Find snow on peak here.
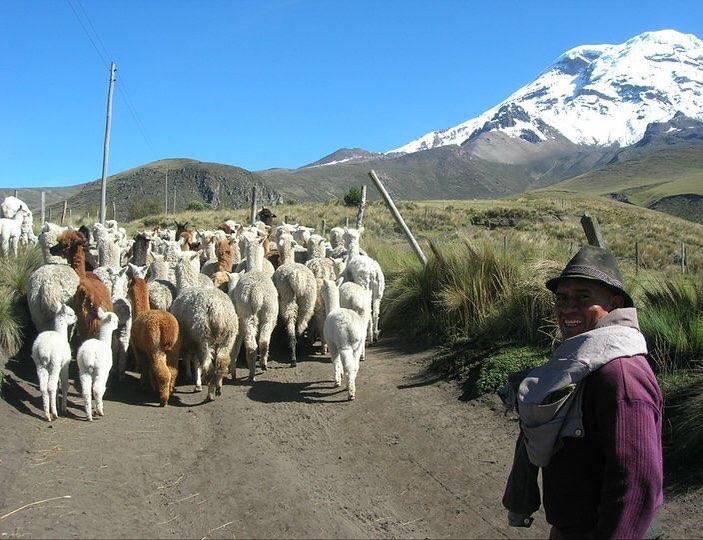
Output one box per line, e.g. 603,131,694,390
389,29,703,154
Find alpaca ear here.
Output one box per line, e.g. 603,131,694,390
97,307,105,318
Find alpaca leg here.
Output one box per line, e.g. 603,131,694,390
94,373,108,417
195,343,211,393
80,372,93,421
328,343,342,387
286,317,298,367
244,323,258,381
347,346,363,401
347,364,358,401
36,367,51,421
372,298,381,343
259,319,276,373
117,347,127,382
133,348,150,391
59,361,71,417
47,367,60,420
183,351,193,380
230,332,244,380
166,349,179,397
194,359,202,392
213,350,230,397
152,354,172,407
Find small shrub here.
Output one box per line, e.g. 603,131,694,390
187,200,211,211
474,346,549,397
343,186,362,207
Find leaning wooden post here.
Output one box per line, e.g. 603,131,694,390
60,201,68,225
368,170,427,266
355,185,367,229
112,200,116,221
681,243,687,274
40,192,45,225
320,219,327,236
250,185,257,226
580,213,606,248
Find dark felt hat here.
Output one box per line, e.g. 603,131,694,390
545,245,634,307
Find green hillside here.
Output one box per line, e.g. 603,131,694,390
539,144,703,207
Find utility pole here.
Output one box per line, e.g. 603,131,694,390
99,62,116,225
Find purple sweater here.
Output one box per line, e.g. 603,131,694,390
542,354,663,538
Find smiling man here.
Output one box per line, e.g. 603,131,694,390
502,245,664,539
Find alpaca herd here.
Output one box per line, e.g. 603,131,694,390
13,194,386,422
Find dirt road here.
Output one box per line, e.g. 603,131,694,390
0,339,700,539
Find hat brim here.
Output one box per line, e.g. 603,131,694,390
545,274,634,308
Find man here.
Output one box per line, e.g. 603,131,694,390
502,245,664,539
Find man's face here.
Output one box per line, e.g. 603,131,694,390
554,278,624,339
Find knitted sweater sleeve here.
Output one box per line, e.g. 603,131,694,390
592,357,664,539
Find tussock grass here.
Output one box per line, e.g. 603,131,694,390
638,275,703,373
0,245,42,358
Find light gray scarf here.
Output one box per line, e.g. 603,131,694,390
517,308,647,467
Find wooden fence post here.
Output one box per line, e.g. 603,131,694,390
250,185,257,226
355,185,367,229
580,214,606,248
368,170,427,266
320,219,326,236
40,192,45,225
681,243,687,274
60,201,68,225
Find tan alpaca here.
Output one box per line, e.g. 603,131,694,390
128,264,180,406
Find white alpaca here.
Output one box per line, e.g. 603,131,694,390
0,209,28,257
229,236,279,381
31,303,77,421
76,307,119,421
342,227,385,343
93,222,122,269
320,280,369,401
272,232,317,367
339,280,371,361
0,196,30,219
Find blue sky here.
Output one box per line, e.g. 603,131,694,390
2,0,702,188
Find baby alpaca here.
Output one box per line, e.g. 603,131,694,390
31,303,77,421
320,280,369,401
76,308,119,421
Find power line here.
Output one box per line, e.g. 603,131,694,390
66,0,110,68
65,0,159,158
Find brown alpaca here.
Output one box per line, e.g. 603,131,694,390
53,231,113,346
128,266,180,406
208,237,237,290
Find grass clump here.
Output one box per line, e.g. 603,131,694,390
0,245,42,357
638,275,703,373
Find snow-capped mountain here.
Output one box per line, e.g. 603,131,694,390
389,29,703,156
